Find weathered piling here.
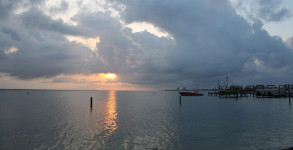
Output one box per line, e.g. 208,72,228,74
289,90,291,104
179,96,182,106
90,97,93,109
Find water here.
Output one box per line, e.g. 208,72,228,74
1,90,293,150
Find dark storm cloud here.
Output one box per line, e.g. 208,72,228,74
0,28,96,79
74,12,130,70
0,0,21,19
0,0,44,19
21,8,95,37
72,11,177,84
109,0,293,87
1,27,21,41
0,1,12,18
1,0,293,88
0,9,103,79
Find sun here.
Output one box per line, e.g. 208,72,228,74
97,73,117,81
106,73,116,79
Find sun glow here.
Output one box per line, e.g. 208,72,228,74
107,73,116,79
0,73,151,91
100,73,117,80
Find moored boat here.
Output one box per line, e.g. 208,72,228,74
179,91,204,96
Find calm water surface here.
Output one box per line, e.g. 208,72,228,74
1,90,293,149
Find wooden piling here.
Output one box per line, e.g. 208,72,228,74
289,90,291,104
179,96,182,105
90,97,93,109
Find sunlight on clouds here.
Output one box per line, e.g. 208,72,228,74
73,0,107,13
100,73,117,80
286,37,293,48
14,1,31,15
52,73,118,83
4,46,18,55
254,58,262,65
253,57,268,72
46,73,149,90
42,0,107,25
66,35,100,52
126,22,173,38
0,73,150,91
228,0,255,24
47,73,148,90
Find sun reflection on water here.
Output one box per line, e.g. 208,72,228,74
104,91,118,137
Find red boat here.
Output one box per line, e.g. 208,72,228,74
179,91,204,96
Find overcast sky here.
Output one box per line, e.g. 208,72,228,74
1,0,293,90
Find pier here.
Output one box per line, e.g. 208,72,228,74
208,84,293,98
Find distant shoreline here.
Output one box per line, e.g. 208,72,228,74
0,89,158,92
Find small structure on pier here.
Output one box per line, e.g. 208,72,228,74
255,84,293,98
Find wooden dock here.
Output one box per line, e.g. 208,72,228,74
208,84,293,98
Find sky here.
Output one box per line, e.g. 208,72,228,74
1,0,293,90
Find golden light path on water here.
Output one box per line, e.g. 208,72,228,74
104,91,118,138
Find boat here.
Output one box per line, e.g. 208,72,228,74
218,86,240,94
179,91,204,96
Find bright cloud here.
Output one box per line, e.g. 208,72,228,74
66,35,100,52
126,22,172,38
4,46,18,55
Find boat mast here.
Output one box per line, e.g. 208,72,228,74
226,74,229,89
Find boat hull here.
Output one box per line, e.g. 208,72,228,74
179,92,204,96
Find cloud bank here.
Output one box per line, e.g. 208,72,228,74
230,0,291,22
0,0,293,89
